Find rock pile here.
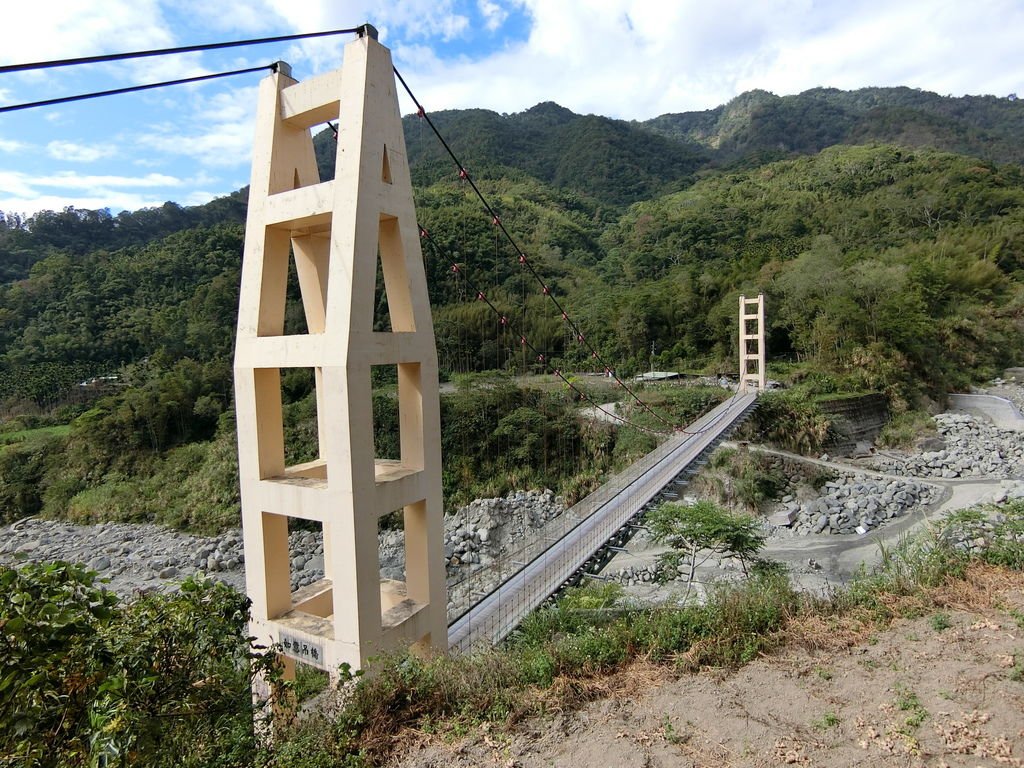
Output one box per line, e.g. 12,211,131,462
443,489,563,569
871,413,1024,479
773,474,938,535
0,519,248,595
442,489,567,616
0,489,567,614
611,555,748,587
612,563,661,586
940,492,1024,556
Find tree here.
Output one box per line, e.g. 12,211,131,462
647,500,767,602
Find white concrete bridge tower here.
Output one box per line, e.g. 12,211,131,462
234,25,447,687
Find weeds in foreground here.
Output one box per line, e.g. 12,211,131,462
876,410,936,449
1010,653,1024,683
270,501,1024,767
812,711,841,730
894,683,929,731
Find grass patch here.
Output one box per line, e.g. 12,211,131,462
1010,656,1024,683
0,423,70,448
293,662,330,703
812,711,841,730
894,683,928,731
876,410,936,450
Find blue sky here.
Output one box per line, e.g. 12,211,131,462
0,0,1021,218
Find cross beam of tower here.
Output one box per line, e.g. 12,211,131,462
234,26,447,683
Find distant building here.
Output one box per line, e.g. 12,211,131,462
634,371,680,382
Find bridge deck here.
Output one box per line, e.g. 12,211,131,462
447,391,758,652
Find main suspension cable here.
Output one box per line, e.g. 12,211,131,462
0,64,276,114
0,26,366,75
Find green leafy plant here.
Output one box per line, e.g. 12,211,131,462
812,711,841,729
876,410,937,449
894,684,928,731
647,500,768,601
0,563,277,767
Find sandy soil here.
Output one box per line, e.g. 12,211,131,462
388,566,1024,768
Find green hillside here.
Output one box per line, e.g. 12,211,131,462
315,101,709,208
642,87,1024,166
0,88,1023,531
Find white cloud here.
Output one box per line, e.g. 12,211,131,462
33,171,183,190
0,1,173,66
2,0,1022,219
0,138,27,153
0,167,182,202
0,171,37,198
125,51,211,88
134,84,259,168
0,193,168,218
0,167,212,217
732,0,1024,99
182,189,219,206
478,0,509,31
46,140,117,163
393,0,1024,120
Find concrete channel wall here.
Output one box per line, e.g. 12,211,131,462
948,394,1024,432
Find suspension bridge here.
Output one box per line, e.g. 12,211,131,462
0,20,773,692
226,26,769,681
448,389,758,651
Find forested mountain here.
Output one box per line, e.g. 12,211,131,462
1,86,1023,530
322,87,1024,208
642,87,1024,166
0,192,247,284
316,101,709,208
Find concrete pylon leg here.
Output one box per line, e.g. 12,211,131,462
234,29,447,709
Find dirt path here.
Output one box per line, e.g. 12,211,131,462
389,567,1024,768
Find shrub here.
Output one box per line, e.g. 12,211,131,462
0,563,274,767
698,448,787,510
876,410,937,449
740,390,830,454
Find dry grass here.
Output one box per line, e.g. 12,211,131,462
783,611,878,652
928,562,1024,610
